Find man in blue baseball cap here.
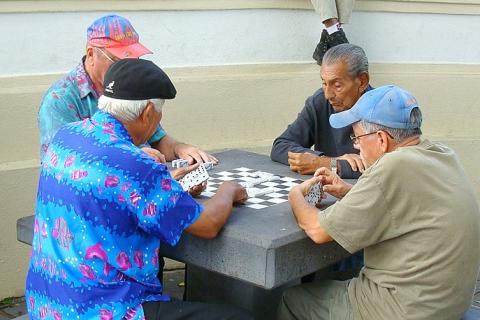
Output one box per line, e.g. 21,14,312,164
279,85,480,319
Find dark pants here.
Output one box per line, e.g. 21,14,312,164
143,299,253,320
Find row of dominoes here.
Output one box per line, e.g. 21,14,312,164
240,172,280,188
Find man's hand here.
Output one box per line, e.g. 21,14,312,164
170,163,209,196
337,153,367,173
175,143,218,165
217,181,248,204
287,152,325,175
141,147,166,163
314,167,352,199
297,176,321,196
170,163,199,181
189,181,207,197
290,176,326,206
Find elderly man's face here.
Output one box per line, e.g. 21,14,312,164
85,46,120,92
352,123,383,167
321,61,367,113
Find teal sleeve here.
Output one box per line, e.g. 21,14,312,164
148,126,167,145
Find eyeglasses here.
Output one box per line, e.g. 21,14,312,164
96,47,119,63
350,130,394,145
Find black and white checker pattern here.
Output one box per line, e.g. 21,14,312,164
203,167,303,210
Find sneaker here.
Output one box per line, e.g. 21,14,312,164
327,29,349,48
312,29,329,65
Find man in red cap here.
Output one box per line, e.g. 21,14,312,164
38,14,217,166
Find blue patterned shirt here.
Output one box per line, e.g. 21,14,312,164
38,59,166,160
26,111,201,320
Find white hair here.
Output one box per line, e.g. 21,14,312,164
98,96,165,122
359,108,423,143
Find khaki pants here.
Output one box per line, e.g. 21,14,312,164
277,280,353,320
310,0,355,23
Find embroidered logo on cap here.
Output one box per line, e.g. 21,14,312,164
105,81,115,93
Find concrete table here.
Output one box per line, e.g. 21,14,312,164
17,149,351,319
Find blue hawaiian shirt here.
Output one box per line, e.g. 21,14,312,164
38,59,166,161
26,111,201,320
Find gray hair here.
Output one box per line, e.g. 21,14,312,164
323,43,369,78
359,108,423,143
98,96,165,122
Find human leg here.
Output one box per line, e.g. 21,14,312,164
335,0,355,24
310,0,338,22
277,280,353,320
310,0,354,64
143,299,253,320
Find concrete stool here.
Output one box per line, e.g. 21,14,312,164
463,307,480,320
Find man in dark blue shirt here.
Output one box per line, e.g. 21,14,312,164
271,44,371,178
271,43,372,277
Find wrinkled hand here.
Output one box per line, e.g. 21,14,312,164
218,181,248,204
337,153,367,173
314,167,352,199
298,176,321,196
170,163,200,181
175,143,218,165
142,147,166,163
287,152,322,175
189,181,207,197
290,176,326,207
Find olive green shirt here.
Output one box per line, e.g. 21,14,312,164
319,139,480,319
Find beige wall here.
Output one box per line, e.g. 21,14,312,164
2,0,480,15
1,62,479,297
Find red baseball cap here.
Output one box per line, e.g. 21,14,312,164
87,15,152,59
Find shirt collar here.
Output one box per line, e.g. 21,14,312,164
91,111,134,144
72,56,98,99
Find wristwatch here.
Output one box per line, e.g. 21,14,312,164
330,157,338,173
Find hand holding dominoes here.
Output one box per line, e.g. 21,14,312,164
178,163,210,191
304,183,324,207
173,158,216,171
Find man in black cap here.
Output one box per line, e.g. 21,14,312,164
26,58,252,320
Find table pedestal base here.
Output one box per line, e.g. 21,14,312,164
186,265,299,320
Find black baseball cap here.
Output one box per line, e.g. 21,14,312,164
103,59,176,100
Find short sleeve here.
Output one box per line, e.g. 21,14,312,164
148,125,167,145
135,165,202,246
38,92,83,160
318,167,394,253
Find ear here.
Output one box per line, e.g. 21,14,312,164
357,72,370,93
378,130,392,153
85,46,95,65
139,102,155,125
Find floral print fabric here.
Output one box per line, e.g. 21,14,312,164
26,111,201,319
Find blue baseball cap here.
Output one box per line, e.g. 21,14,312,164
329,85,421,129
